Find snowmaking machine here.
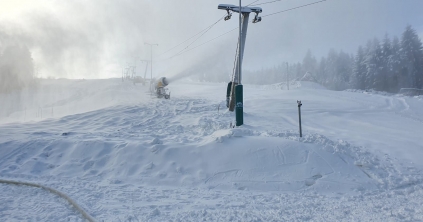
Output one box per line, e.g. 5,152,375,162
153,77,171,99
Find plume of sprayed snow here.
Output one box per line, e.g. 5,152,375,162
0,1,157,78
166,72,194,84
0,1,235,79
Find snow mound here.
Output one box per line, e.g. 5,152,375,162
2,119,419,194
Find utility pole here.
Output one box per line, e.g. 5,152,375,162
218,2,262,126
144,43,158,80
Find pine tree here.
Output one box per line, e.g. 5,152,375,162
372,38,384,91
335,51,353,90
353,46,366,90
302,49,317,80
401,25,423,89
381,34,392,92
317,57,327,86
363,40,375,90
323,49,338,89
363,39,383,90
389,36,402,92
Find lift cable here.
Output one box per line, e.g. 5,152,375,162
162,0,261,59
158,0,261,59
156,27,238,62
159,0,327,61
247,0,262,6
158,15,226,56
250,0,284,6
169,16,225,59
168,16,261,61
163,27,239,61
261,0,327,17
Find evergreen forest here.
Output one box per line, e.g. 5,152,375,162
244,25,423,93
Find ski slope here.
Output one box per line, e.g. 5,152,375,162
0,79,422,221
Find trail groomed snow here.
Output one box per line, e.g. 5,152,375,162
1,79,422,221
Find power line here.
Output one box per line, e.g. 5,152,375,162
262,0,327,17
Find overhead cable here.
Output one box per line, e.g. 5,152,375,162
160,0,328,61
170,16,225,58
164,27,239,60
158,0,261,60
247,0,262,6
262,0,327,17
251,0,284,6
158,15,225,56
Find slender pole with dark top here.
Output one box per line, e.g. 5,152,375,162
297,100,302,137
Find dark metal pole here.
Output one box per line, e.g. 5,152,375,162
297,100,302,137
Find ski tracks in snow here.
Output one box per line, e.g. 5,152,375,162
392,97,423,124
126,98,231,143
344,90,423,124
2,81,423,221
3,174,422,221
2,170,423,222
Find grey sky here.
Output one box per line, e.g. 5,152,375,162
1,0,422,79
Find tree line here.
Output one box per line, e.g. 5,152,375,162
243,25,423,93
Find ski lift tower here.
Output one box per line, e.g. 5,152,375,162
218,2,262,126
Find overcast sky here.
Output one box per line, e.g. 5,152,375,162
1,0,423,79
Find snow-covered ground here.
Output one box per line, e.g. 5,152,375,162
1,79,422,221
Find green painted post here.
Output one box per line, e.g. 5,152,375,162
297,100,302,137
235,84,243,126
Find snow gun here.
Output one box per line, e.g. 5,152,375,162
154,77,170,99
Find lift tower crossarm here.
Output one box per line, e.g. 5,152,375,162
218,4,262,13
